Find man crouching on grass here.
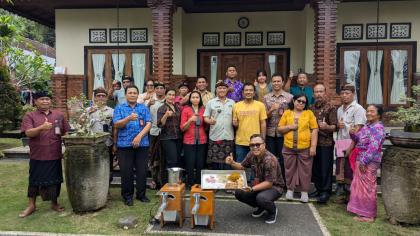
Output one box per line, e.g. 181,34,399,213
225,134,285,224
19,91,70,218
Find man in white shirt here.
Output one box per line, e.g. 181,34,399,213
204,81,235,170
335,84,366,199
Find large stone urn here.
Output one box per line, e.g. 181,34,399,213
382,129,420,225
63,133,110,213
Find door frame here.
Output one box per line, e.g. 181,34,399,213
196,48,291,78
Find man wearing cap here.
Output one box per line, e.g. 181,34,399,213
19,91,70,217
109,76,133,105
204,81,235,170
82,87,115,182
175,81,189,111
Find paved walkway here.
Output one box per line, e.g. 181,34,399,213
146,199,329,236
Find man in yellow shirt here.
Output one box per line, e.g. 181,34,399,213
233,83,267,162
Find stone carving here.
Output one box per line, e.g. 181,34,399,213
267,31,285,45
89,29,107,43
391,23,411,39
110,29,127,43
245,32,263,46
367,23,387,39
382,146,420,224
342,24,363,40
224,32,241,46
130,28,148,43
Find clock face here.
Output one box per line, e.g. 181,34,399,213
238,17,249,29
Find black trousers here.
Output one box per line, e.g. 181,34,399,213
235,188,281,214
312,146,334,194
183,143,207,187
161,139,182,168
266,136,286,182
117,147,148,201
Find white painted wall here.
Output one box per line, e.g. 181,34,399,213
55,1,420,77
305,1,420,73
182,11,307,76
55,8,184,75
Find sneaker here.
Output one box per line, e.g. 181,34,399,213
285,190,294,200
252,207,266,218
300,192,309,203
265,208,278,224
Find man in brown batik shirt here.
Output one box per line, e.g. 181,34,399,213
226,134,285,224
309,84,337,203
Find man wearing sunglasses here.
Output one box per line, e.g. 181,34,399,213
225,134,284,224
83,87,115,183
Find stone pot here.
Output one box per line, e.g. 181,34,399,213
382,143,420,225
63,133,110,213
389,129,420,149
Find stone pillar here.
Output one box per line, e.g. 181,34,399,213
312,0,339,94
147,0,175,84
52,74,67,114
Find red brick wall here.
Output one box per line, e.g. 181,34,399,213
52,74,85,117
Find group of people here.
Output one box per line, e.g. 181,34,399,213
19,65,386,225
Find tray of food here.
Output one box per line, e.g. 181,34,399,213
201,170,247,190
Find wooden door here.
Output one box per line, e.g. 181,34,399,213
243,54,265,83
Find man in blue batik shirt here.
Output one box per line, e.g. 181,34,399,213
113,85,152,206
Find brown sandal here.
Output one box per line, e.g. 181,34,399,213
353,216,374,223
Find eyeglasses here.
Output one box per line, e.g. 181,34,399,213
95,94,107,98
296,99,307,104
250,143,263,148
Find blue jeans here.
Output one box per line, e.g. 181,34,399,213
235,145,250,163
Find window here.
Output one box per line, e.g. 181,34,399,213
85,47,152,99
338,43,415,108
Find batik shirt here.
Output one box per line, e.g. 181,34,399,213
263,91,292,137
310,100,337,147
225,79,244,102
350,122,385,165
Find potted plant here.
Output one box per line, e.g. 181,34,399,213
382,85,420,225
63,93,111,213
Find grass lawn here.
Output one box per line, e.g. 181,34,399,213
0,159,419,235
0,138,22,158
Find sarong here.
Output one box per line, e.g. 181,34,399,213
28,159,63,201
282,147,313,192
347,161,379,218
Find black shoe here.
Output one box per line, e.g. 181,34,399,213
317,192,330,203
124,198,133,206
137,196,150,203
309,191,320,198
252,207,266,218
265,208,278,224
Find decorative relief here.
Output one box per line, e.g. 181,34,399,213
202,32,220,46
267,31,285,45
110,28,127,43
390,23,411,39
342,24,363,40
224,32,241,46
89,29,107,43
245,32,263,46
366,23,387,39
130,28,148,43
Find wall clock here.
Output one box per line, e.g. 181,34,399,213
238,17,249,29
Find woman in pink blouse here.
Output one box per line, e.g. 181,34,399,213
347,104,385,223
180,91,208,188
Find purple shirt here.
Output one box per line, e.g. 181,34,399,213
350,122,385,165
224,79,243,102
21,109,70,161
